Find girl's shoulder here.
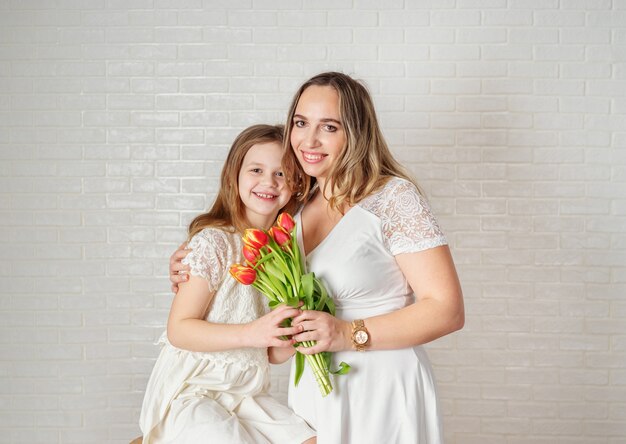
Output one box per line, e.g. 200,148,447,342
188,226,236,249
183,226,238,282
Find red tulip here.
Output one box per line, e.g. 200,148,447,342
242,228,269,250
242,244,260,264
277,212,296,232
269,226,291,247
229,264,256,285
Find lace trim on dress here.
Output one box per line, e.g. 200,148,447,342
182,228,232,293
360,177,448,256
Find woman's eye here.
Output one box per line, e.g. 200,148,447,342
323,124,337,132
293,120,305,128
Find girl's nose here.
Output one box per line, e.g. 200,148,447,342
261,172,277,186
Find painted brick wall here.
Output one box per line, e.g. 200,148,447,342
1,2,625,443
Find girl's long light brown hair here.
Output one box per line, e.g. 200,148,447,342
188,124,296,239
282,72,419,210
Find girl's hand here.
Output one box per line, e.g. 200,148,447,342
291,310,352,354
245,305,304,349
169,242,191,293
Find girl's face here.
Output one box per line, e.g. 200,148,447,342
290,85,347,184
238,141,291,229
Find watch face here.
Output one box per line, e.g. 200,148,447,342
355,330,369,345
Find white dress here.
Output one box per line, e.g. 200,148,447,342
140,227,315,444
288,177,448,444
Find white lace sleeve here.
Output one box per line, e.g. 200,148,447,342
181,228,232,293
363,177,448,256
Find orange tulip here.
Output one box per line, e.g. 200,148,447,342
229,264,256,285
242,228,269,250
269,226,291,247
277,212,295,232
242,244,260,265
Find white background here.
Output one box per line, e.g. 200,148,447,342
1,1,625,443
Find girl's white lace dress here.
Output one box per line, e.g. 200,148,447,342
288,177,447,444
139,227,314,444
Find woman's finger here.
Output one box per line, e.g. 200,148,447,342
292,310,318,325
292,331,318,343
170,273,188,284
295,342,324,355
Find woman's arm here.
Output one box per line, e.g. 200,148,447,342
291,245,464,354
167,274,303,353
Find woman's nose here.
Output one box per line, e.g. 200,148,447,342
302,127,320,148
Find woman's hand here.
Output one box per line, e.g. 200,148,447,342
244,305,304,349
169,242,191,293
291,310,352,354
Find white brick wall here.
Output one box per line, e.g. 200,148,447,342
1,2,624,443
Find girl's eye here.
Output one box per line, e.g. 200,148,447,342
275,171,284,177
251,168,262,173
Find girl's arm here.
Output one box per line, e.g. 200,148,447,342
167,274,303,352
268,345,296,364
291,245,464,354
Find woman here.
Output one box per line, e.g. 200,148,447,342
170,72,464,443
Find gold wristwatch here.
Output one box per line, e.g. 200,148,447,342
351,319,370,352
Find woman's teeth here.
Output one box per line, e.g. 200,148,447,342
303,152,325,162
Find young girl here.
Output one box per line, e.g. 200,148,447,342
139,124,316,444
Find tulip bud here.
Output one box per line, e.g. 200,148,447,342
229,264,256,285
277,212,296,232
269,226,291,247
242,228,269,250
242,244,260,265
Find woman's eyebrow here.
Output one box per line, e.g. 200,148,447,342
293,114,342,125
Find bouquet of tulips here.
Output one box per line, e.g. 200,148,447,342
229,213,349,397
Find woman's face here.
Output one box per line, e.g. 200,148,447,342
290,85,347,183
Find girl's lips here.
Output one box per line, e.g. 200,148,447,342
301,151,327,164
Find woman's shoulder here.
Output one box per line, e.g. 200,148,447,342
360,176,420,209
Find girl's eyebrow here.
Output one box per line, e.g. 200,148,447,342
293,114,342,125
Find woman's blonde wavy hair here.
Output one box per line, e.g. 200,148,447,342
188,124,296,240
282,71,419,210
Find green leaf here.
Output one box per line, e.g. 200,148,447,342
331,361,351,375
294,351,305,387
265,261,286,284
301,272,315,309
268,300,281,309
314,278,335,315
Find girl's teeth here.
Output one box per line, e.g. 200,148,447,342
255,192,275,199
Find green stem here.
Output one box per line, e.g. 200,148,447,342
300,340,332,396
